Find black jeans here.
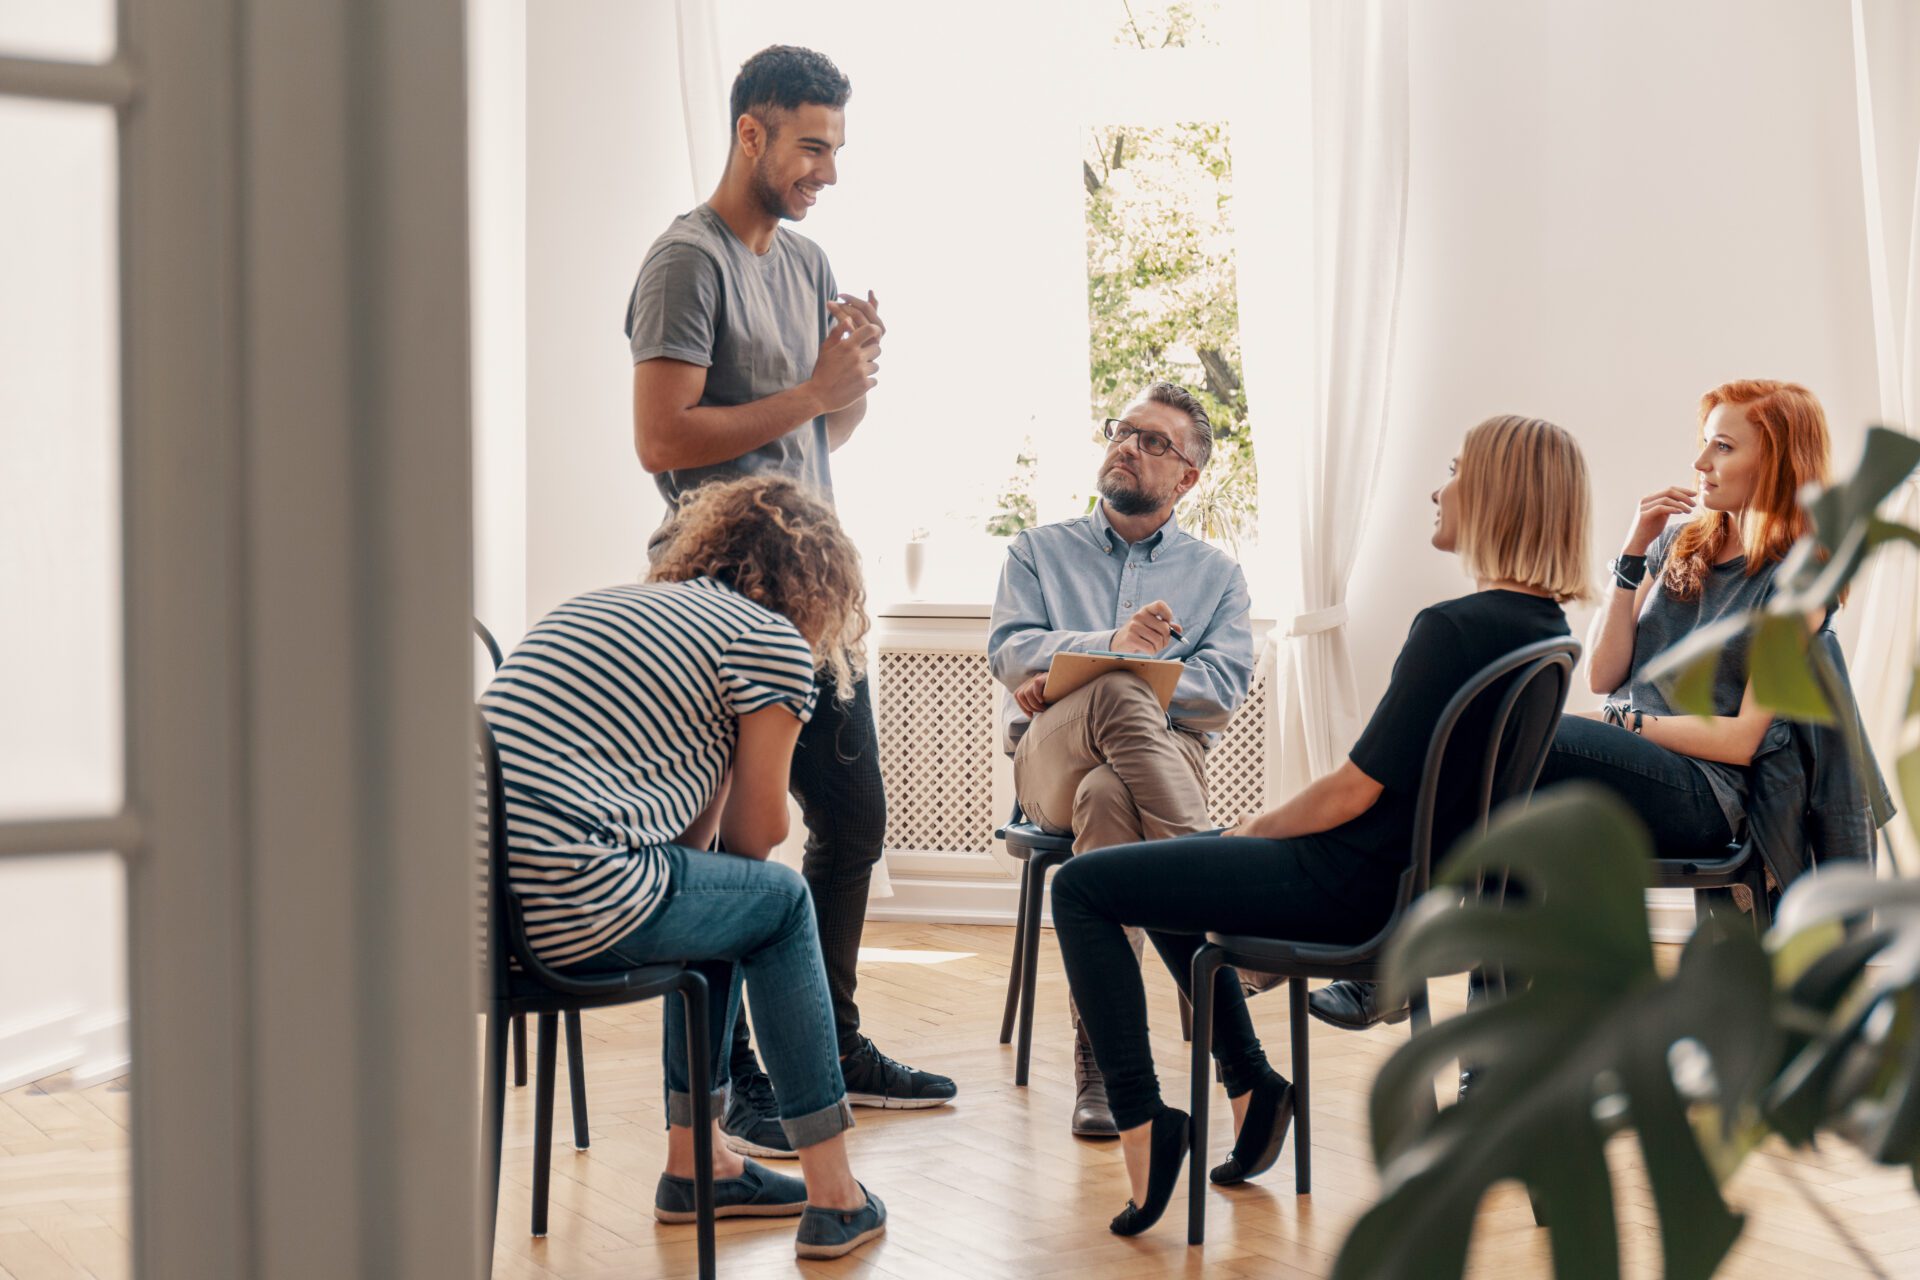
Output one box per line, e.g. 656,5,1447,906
1050,831,1395,1132
1536,715,1735,859
732,673,887,1068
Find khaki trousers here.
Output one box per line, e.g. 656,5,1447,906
1012,671,1211,1028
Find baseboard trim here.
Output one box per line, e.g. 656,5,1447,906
0,1005,130,1092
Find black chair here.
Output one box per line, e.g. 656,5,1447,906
475,693,716,1277
996,804,1192,1087
1656,841,1773,932
476,620,592,1116
1186,636,1580,1243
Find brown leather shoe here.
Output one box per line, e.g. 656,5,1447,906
1071,1024,1118,1138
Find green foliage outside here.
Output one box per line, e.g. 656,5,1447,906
987,0,1259,550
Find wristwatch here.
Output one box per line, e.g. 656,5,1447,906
1612,553,1648,590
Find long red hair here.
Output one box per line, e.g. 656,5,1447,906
1662,379,1831,601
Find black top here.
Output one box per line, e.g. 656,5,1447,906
1315,590,1571,904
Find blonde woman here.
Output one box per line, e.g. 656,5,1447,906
480,475,884,1260
1050,416,1592,1235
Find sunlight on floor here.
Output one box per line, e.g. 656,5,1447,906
855,946,975,965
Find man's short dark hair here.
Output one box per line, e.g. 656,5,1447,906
1140,382,1214,468
729,45,852,144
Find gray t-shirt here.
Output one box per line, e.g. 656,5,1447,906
625,204,837,511
1613,525,1780,837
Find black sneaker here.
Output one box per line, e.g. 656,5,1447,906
839,1038,956,1110
721,1071,796,1159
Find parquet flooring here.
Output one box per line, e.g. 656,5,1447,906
1,923,1915,1277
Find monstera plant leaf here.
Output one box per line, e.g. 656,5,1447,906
1764,868,1920,1184
1331,787,1779,1280
1646,425,1920,722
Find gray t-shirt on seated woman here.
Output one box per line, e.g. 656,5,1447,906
1612,525,1780,839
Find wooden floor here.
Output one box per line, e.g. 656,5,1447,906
3,923,1918,1278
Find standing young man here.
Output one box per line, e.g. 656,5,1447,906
626,45,957,1159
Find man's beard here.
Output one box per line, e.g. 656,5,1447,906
749,154,793,221
1097,464,1166,516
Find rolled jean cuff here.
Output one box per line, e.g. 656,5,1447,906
665,1084,731,1129
781,1096,855,1149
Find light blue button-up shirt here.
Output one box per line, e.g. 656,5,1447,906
988,504,1255,753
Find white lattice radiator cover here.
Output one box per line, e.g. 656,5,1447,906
875,645,1272,855
876,648,997,855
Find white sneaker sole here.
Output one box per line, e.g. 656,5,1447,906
845,1092,952,1110
795,1222,886,1259
654,1201,806,1224
720,1130,797,1160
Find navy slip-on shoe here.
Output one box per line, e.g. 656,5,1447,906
795,1187,887,1259
652,1159,809,1223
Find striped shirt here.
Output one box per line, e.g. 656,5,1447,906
480,578,818,965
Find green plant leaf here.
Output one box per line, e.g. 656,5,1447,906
1643,615,1752,715
1336,787,1778,1280
1820,427,1920,543
1765,870,1920,1169
1748,613,1835,723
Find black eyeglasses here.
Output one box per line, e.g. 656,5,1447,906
1102,418,1196,467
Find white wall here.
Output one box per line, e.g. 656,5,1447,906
487,0,1889,717
0,99,128,1088
469,0,528,646
523,0,682,626
1349,0,1879,712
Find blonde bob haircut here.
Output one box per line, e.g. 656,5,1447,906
1452,415,1594,603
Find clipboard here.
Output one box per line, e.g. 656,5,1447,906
1043,651,1183,712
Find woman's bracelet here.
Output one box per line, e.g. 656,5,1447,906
1612,553,1648,590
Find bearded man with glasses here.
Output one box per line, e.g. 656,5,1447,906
987,381,1255,1138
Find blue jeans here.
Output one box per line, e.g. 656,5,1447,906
562,845,852,1148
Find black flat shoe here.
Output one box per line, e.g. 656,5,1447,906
1210,1072,1294,1185
1108,1107,1191,1237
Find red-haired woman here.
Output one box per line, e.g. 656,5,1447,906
1539,379,1834,858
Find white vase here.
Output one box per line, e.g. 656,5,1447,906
903,540,926,598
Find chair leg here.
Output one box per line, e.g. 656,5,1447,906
1015,856,1053,1087
482,1009,509,1268
1000,860,1032,1046
512,1012,528,1087
530,1013,558,1237
1178,988,1193,1042
1187,946,1221,1245
1289,978,1311,1195
564,1010,591,1151
1745,859,1773,934
681,974,716,1280
1409,981,1437,1120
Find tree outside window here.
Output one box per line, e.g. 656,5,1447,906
988,0,1257,551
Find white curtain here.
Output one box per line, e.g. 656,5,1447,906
1845,0,1920,874
1239,0,1412,801
674,0,728,199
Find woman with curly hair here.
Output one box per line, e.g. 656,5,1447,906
480,474,884,1260
1538,379,1834,860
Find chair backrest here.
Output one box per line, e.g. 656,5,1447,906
476,707,658,1001
475,618,504,671
1402,635,1581,906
